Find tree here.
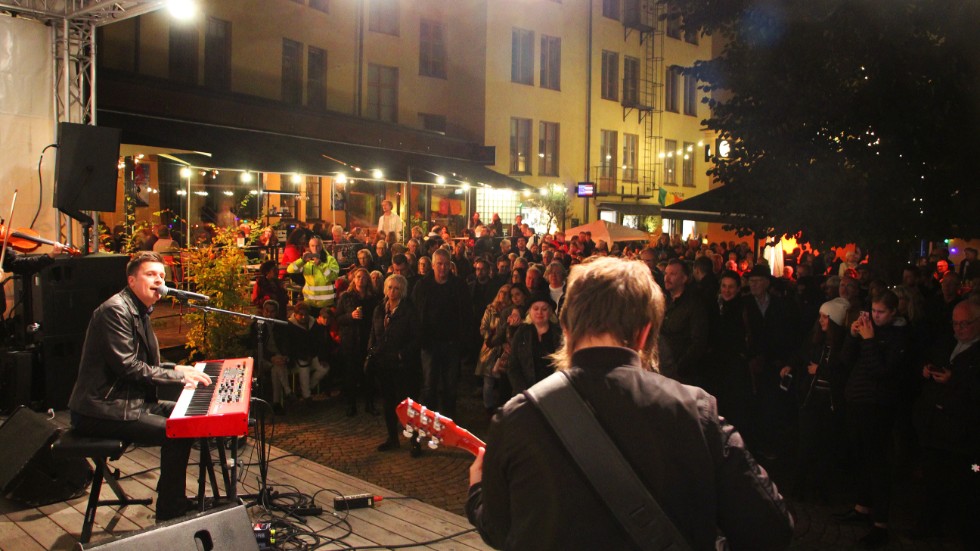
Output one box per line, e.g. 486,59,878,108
670,0,980,247
527,184,573,233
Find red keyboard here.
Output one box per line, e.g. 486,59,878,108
166,357,253,438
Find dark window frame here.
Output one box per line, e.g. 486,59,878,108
511,28,534,85
601,50,619,101
538,121,560,176
281,38,303,105
307,45,327,110
540,35,561,90
419,19,447,79
510,117,533,175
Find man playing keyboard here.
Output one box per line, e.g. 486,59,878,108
68,251,212,521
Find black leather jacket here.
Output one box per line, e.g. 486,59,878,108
68,288,183,421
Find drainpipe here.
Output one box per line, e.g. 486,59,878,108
583,0,593,223
354,0,364,116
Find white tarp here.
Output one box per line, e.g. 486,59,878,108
0,15,56,311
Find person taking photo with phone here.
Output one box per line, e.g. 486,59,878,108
835,289,911,549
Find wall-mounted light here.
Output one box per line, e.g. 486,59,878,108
435,175,446,185
336,173,348,184
372,169,384,180
179,167,192,178
290,173,303,184
240,171,253,183
167,0,197,20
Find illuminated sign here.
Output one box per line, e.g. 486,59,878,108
577,183,595,197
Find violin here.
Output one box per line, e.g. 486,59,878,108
0,224,81,256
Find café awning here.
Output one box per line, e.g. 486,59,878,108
96,110,533,190
660,185,763,224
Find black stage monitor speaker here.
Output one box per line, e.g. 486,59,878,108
0,406,90,506
0,350,35,413
78,503,260,550
53,122,122,214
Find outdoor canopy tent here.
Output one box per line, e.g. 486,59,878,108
565,219,651,244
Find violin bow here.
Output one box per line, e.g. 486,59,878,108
0,189,17,276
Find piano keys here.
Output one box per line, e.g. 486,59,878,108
166,357,253,439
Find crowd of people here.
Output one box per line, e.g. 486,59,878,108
236,212,978,549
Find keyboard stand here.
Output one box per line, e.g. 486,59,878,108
194,438,223,512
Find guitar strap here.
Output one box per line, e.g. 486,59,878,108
525,371,693,551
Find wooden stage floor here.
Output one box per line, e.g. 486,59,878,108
0,413,490,550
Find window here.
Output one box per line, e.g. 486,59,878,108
602,0,620,20
540,35,561,90
419,19,447,78
367,63,398,122
282,38,303,105
419,113,447,134
306,176,322,219
684,72,698,116
539,121,559,176
510,117,532,174
665,65,681,113
308,46,327,110
601,50,618,101
511,28,534,85
369,0,399,35
623,133,638,182
168,23,198,83
666,12,682,39
310,0,329,13
623,56,639,106
599,130,617,192
682,142,695,186
204,17,231,91
664,139,677,185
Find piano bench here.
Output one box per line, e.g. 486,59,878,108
50,430,153,544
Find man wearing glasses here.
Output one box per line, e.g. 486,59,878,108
911,299,980,546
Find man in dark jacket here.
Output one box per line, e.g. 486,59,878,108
837,289,910,548
911,299,980,545
412,248,473,420
466,257,793,550
67,252,212,521
658,259,709,386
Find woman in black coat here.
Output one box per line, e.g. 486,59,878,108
367,274,420,451
336,267,381,416
506,293,561,393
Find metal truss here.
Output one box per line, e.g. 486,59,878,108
0,1,166,123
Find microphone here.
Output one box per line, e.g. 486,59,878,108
154,283,210,302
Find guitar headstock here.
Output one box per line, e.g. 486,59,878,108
396,398,485,457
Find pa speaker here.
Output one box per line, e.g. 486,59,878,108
53,122,121,213
29,254,129,338
78,503,260,550
0,350,35,413
0,406,91,506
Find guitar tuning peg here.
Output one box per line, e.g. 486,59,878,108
402,427,414,438
428,437,440,450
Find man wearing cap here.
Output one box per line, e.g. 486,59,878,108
465,257,793,549
745,264,801,457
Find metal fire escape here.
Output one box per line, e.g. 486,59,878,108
623,0,665,196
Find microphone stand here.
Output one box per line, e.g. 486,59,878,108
184,302,287,508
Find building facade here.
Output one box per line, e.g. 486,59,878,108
96,0,714,238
